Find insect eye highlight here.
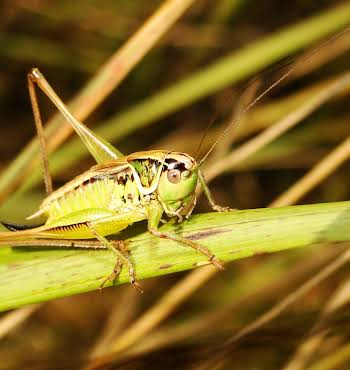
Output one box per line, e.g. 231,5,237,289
167,169,181,184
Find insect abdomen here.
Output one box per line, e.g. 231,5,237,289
45,176,142,224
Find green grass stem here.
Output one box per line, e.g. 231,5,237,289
0,201,350,312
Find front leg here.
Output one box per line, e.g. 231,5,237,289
146,203,224,270
198,170,233,212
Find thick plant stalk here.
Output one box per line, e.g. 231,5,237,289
1,201,350,312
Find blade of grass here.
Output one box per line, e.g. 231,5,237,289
12,2,350,195
306,341,350,370
89,288,140,359
271,132,350,206
0,304,38,340
281,277,350,370
86,266,218,370
204,71,350,183
110,247,339,362
1,201,350,312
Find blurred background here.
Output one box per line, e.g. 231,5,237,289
1,0,350,369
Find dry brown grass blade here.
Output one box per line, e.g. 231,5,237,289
89,288,140,359
114,247,339,360
204,71,350,183
280,276,350,370
209,32,350,160
306,341,350,370
212,79,262,159
82,266,218,370
271,132,350,206
0,304,38,340
293,30,350,79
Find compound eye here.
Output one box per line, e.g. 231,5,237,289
167,169,181,184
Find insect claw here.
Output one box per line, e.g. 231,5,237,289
212,205,232,212
132,280,144,293
99,273,117,290
210,256,225,271
99,277,109,290
99,258,123,290
177,215,183,223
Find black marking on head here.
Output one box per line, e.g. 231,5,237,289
1,221,44,231
165,159,187,172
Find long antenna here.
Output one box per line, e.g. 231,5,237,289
198,26,350,166
194,111,220,160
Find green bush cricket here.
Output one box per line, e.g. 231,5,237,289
0,69,231,291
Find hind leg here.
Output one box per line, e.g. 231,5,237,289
89,227,142,292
